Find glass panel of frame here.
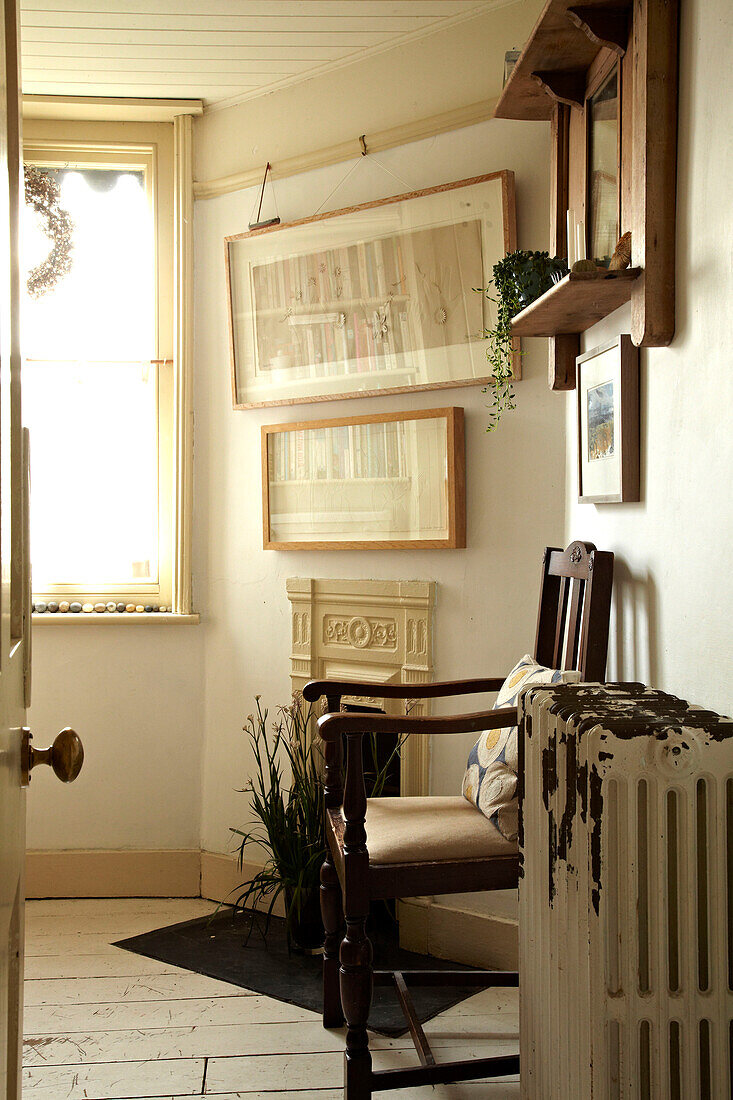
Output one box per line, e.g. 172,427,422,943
587,66,620,266
262,408,464,549
227,174,514,408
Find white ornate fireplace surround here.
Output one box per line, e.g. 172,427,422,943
286,577,435,796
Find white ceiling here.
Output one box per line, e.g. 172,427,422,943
20,1,499,110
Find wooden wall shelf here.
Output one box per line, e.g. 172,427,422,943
495,0,631,121
511,268,641,336
494,0,677,390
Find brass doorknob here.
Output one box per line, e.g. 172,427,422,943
21,727,84,786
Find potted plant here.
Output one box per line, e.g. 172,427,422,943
232,694,402,951
480,250,568,430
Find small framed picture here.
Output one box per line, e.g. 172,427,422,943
576,335,639,504
261,407,465,550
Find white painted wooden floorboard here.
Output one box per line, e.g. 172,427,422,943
25,912,212,936
23,993,319,1034
23,1020,512,1067
24,932,143,957
204,1047,519,1094
24,972,257,1006
24,950,196,980
26,898,217,918
22,1056,206,1098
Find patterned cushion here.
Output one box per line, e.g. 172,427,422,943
462,655,578,841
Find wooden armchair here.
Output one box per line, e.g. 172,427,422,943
303,541,614,1099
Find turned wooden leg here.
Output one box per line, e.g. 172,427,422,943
320,855,344,1028
340,917,373,1100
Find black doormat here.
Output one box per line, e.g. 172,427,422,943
114,907,485,1037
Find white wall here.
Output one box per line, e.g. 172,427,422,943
194,117,563,864
27,626,204,850
564,0,733,718
193,0,543,184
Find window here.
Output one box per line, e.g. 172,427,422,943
23,121,185,612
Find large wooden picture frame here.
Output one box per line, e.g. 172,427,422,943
226,173,516,409
261,407,465,550
576,335,639,504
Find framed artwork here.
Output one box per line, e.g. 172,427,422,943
226,172,516,409
576,335,639,504
261,407,465,550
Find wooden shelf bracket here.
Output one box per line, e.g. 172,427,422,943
566,6,630,56
530,69,586,109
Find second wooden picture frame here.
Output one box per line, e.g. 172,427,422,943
261,407,465,550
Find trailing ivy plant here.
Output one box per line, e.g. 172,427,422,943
479,250,568,431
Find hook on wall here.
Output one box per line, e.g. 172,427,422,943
359,134,368,157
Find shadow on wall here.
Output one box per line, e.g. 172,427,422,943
607,558,658,687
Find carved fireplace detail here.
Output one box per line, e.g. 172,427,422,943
286,578,435,797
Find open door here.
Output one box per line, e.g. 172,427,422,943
0,3,26,1096
0,4,83,1097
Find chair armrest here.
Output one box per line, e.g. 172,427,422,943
317,706,517,743
303,676,506,704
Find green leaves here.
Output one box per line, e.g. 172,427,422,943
478,250,568,431
232,695,407,950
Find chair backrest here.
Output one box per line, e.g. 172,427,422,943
534,541,613,682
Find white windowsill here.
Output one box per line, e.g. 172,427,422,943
32,612,200,625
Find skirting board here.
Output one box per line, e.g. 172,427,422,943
398,897,518,971
25,849,201,899
199,851,286,917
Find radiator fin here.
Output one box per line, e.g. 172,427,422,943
696,777,710,992
666,788,681,993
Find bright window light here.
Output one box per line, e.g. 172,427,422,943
23,165,159,590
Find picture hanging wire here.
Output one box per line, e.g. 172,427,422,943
312,135,414,217
249,162,281,230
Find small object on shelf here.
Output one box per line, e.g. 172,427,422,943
608,231,632,270
135,605,145,613
82,603,93,614
70,602,82,613
504,48,522,86
34,601,47,614
116,602,126,613
575,219,586,262
125,603,135,613
59,601,70,613
47,602,58,613
566,209,575,267
571,258,599,273
94,602,106,613
106,601,117,613
144,605,153,613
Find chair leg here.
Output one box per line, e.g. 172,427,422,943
340,917,373,1100
320,855,344,1028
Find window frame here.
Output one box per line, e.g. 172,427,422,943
23,121,180,611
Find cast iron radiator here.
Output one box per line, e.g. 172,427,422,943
518,682,732,1099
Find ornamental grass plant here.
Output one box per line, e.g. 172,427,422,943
232,694,403,950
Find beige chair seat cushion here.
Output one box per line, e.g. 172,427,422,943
364,796,518,866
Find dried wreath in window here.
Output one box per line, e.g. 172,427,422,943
24,165,74,299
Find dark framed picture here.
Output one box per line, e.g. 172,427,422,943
576,335,639,504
